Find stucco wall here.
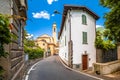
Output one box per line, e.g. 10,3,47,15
59,14,69,62
71,10,96,67
59,9,97,68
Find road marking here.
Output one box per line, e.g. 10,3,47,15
58,56,104,80
25,61,40,80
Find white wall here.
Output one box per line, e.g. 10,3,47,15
59,9,96,67
59,15,70,63
71,10,96,67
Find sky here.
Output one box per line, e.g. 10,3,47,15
25,0,109,39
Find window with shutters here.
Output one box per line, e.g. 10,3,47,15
82,15,87,25
65,36,66,46
18,20,22,47
82,32,87,44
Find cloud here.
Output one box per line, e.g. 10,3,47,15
96,25,104,28
47,0,58,5
26,33,34,39
51,14,55,17
32,11,50,20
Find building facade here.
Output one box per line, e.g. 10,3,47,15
0,0,27,80
58,5,99,70
35,23,59,57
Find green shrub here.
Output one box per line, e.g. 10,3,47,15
0,66,4,76
0,66,4,80
24,46,44,60
0,14,12,57
24,30,44,60
95,29,116,50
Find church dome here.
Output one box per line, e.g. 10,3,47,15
40,34,50,37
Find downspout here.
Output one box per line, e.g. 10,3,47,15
68,9,73,68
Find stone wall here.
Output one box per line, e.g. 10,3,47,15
93,60,120,75
117,43,120,60
0,0,27,80
0,0,11,14
96,49,117,63
96,49,103,63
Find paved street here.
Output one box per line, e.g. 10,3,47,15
27,56,98,80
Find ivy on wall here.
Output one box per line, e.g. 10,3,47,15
0,14,12,57
0,14,12,79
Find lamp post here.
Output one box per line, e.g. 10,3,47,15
54,10,73,68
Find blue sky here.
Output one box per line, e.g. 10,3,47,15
25,0,109,39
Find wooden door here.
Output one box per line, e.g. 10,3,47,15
82,54,88,70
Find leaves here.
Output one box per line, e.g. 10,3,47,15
0,66,4,75
100,0,120,43
0,14,11,57
95,28,116,50
24,30,44,59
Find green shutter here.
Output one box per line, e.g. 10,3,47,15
83,32,87,44
82,15,87,25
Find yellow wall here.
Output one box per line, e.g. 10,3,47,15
35,36,57,56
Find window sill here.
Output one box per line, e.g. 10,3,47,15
82,23,87,25
82,43,88,44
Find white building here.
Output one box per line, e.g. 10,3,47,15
58,5,99,70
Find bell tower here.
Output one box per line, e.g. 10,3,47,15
52,23,57,44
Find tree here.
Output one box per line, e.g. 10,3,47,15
100,0,120,43
95,28,115,50
24,30,44,59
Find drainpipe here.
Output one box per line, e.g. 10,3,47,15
54,9,73,68
68,9,73,68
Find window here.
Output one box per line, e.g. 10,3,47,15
76,65,80,68
65,53,66,58
82,32,87,44
54,28,56,32
42,39,46,42
43,43,45,46
65,36,66,46
82,15,87,25
65,25,66,31
18,20,23,47
48,47,51,53
48,47,50,50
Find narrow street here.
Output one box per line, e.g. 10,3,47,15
27,56,99,80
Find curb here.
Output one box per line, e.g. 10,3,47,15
57,56,104,80
23,58,43,80
24,60,41,80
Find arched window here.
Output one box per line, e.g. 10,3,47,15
54,28,56,32
82,15,87,25
43,43,45,46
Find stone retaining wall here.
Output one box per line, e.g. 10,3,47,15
93,60,120,75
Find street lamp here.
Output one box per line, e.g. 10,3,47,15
54,10,73,68
54,10,61,14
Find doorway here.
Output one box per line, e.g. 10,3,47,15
82,54,88,70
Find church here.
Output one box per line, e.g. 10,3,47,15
35,23,59,57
